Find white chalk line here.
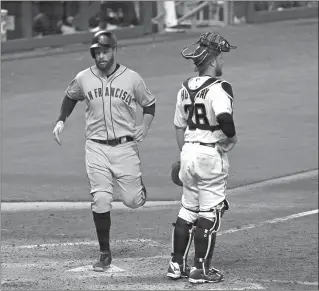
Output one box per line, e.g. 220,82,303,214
1,169,317,212
1,238,163,250
0,201,180,212
219,209,318,235
2,209,317,251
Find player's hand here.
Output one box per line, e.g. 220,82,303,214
217,136,237,153
134,124,149,143
53,121,65,146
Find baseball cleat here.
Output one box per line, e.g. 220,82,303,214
167,260,190,279
188,266,224,284
93,251,112,272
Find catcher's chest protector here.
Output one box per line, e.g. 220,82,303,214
182,77,221,102
182,77,222,132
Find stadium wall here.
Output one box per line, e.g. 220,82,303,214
245,2,318,23
1,1,154,54
1,1,318,55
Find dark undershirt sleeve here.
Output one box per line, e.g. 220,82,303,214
57,96,78,123
216,112,236,138
142,103,155,116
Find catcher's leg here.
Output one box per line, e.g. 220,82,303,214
167,207,197,279
189,200,229,284
168,146,199,279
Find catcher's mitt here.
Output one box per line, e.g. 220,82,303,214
171,161,183,187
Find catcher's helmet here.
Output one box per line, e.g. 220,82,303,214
181,32,237,67
90,30,117,58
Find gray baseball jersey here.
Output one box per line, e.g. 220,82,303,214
65,64,156,139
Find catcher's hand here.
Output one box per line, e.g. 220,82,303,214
53,121,64,146
171,161,183,187
217,136,237,153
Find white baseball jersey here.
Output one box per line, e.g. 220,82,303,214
65,64,156,140
174,76,234,144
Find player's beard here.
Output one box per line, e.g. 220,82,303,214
96,54,114,73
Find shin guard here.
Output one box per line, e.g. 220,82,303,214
171,217,194,272
194,211,221,274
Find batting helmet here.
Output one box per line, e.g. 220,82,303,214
90,30,117,58
181,32,237,67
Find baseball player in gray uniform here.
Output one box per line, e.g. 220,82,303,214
52,31,156,272
166,32,237,284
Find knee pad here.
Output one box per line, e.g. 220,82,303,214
91,191,113,213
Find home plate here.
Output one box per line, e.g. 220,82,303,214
67,264,124,273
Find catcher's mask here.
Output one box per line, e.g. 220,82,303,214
90,30,117,58
181,32,237,67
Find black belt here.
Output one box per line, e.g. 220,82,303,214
91,136,134,146
186,141,216,148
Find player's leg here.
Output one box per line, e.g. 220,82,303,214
85,139,114,272
167,145,199,279
189,149,230,284
111,142,146,208
167,207,197,279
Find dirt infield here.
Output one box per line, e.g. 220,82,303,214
2,172,318,290
1,19,318,290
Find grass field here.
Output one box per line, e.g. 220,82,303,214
1,18,318,290
1,19,318,202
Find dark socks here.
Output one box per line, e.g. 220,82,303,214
92,211,111,252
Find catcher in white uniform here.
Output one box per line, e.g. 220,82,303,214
167,32,237,284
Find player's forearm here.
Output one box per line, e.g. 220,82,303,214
140,103,155,129
175,127,186,151
141,113,154,130
227,135,237,144
57,96,78,123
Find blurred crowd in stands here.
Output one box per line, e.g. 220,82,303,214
32,1,140,37
32,0,190,37
2,1,318,39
